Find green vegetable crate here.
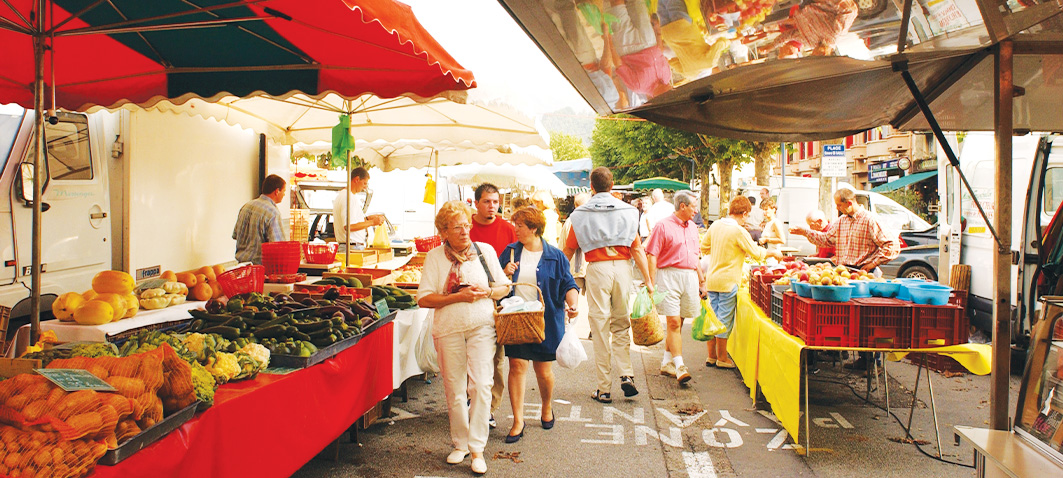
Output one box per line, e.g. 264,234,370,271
268,311,397,368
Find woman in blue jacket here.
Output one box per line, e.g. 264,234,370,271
500,207,579,444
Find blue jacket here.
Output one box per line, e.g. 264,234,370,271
499,241,579,354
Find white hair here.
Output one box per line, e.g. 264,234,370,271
574,192,591,207
806,210,826,225
651,189,664,202
673,191,697,210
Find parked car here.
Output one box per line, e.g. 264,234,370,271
881,226,939,280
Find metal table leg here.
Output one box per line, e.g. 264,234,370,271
925,361,943,459
883,353,890,419
905,358,924,440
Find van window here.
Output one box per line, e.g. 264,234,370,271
32,119,92,180
1044,167,1063,215
856,195,870,209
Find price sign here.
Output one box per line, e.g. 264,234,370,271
36,369,116,392
375,299,390,317
821,144,847,177
262,367,300,375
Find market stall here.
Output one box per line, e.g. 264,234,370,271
88,318,393,478
735,260,992,452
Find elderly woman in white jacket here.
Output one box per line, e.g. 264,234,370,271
417,201,510,475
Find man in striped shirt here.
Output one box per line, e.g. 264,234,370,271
233,174,286,264
790,188,899,273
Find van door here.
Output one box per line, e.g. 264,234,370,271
1018,135,1060,340
10,112,110,279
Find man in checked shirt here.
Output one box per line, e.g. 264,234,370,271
789,187,900,274
790,187,900,372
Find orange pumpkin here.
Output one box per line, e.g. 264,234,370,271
212,264,226,277
160,270,177,282
190,283,212,301
175,272,197,289
194,274,208,288
208,280,225,299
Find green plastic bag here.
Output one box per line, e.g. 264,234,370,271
631,286,668,319
692,299,727,341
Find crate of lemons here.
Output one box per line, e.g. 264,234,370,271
52,266,228,325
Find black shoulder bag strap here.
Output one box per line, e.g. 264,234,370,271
472,242,495,284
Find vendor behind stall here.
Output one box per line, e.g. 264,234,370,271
233,174,286,264
789,188,899,273
334,167,386,251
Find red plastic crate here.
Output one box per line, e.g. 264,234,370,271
853,298,911,348
906,353,967,374
217,264,264,297
948,289,968,310
261,241,301,275
791,295,859,346
782,291,796,334
752,273,783,313
911,303,967,348
302,242,337,264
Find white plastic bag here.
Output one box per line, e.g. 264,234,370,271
556,325,587,369
416,310,440,373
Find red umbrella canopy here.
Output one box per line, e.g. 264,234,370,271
0,0,475,111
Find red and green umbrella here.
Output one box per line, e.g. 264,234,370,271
1,0,475,341
0,0,476,111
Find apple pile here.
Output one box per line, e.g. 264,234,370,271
773,262,879,286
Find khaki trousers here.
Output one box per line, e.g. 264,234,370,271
585,259,635,393
435,324,496,453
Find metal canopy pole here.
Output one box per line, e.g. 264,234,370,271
990,40,1013,431
29,0,46,345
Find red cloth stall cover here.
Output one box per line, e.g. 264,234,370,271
90,322,394,478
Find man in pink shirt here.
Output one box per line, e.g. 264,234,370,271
644,191,705,385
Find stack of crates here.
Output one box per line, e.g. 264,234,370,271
911,303,968,348
751,273,783,314
791,295,859,346
782,291,796,334
770,287,785,325
853,298,911,348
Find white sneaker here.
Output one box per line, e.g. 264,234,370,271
676,364,692,384
660,361,676,377
471,456,487,474
446,449,469,464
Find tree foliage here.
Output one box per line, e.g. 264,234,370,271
589,115,761,215
549,131,590,162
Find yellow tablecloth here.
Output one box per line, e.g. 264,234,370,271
729,291,993,442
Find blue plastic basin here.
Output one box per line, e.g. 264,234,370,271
791,281,813,299
850,280,871,298
906,283,953,305
809,284,854,302
896,279,928,301
867,281,901,298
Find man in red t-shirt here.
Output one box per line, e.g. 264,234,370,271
468,183,515,429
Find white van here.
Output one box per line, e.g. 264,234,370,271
0,106,275,343
956,133,1063,339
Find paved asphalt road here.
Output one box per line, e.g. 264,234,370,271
292,303,1020,478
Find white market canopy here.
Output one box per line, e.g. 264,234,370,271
444,164,568,196
139,92,549,148
293,140,553,171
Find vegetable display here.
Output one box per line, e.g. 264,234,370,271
371,285,417,310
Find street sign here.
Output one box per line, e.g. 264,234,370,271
821,145,846,177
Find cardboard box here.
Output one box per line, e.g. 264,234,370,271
0,358,42,379
405,253,426,267
335,251,377,267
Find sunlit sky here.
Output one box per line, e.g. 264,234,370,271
401,0,593,117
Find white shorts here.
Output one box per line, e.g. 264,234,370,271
655,267,700,318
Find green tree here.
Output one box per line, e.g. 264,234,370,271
549,131,590,162
589,115,756,216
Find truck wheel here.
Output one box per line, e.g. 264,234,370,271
900,264,936,281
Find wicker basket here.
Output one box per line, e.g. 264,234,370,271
494,283,546,345
630,306,664,346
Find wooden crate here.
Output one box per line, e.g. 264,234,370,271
322,271,374,288
343,267,396,286
370,247,394,263
0,358,42,379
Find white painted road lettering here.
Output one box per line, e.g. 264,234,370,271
603,406,645,424
558,405,593,422
714,410,749,428
635,425,683,447
703,427,744,448
582,424,625,444
683,451,718,478
830,412,854,429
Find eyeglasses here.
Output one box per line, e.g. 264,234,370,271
448,224,472,233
